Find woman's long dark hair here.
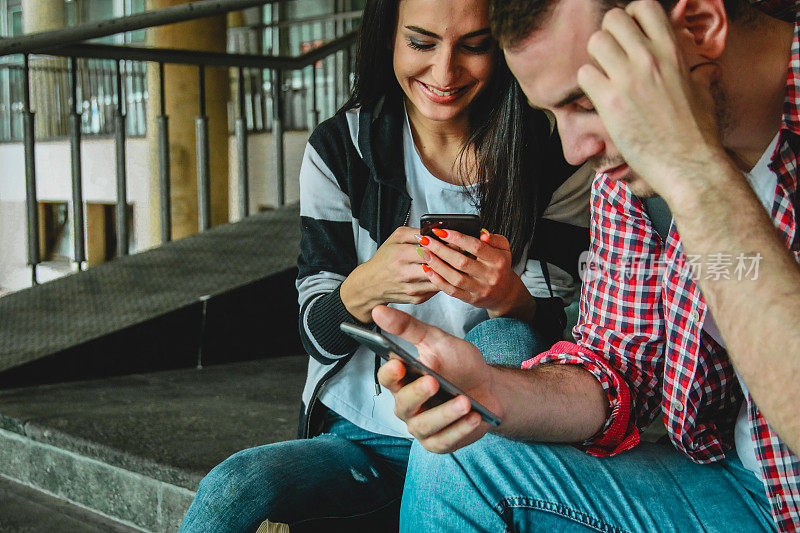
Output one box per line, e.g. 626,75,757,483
343,0,558,265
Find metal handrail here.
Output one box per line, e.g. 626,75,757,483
42,31,357,70
0,0,282,58
239,8,362,30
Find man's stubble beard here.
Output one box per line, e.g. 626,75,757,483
589,78,731,200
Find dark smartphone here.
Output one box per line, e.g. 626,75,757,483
420,214,482,260
420,214,482,243
340,322,501,427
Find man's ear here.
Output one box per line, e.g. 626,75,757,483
669,0,728,59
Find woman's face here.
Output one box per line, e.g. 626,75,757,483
392,0,495,124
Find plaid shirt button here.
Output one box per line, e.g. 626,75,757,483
671,400,684,413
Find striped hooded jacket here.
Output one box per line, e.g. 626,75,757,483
296,94,591,438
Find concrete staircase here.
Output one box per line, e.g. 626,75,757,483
0,204,310,531
0,357,308,532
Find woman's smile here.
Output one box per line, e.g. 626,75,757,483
414,79,474,104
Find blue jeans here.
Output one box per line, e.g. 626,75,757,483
465,317,551,367
178,409,411,532
179,318,544,532
401,323,774,532
400,436,774,532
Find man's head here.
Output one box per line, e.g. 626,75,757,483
495,0,750,197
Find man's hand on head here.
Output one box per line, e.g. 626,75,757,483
373,305,503,454
577,0,730,201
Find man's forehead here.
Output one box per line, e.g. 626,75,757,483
503,0,600,109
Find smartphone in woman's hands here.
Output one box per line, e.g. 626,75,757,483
420,214,481,259
420,214,481,242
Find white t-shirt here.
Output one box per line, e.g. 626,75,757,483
701,132,780,478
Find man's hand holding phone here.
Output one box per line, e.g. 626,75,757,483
372,305,504,454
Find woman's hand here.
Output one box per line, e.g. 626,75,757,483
419,228,536,321
340,226,439,323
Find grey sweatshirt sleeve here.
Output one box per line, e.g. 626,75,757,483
296,141,366,364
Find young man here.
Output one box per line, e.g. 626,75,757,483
373,0,800,530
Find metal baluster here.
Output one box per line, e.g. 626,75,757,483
196,64,211,231
343,45,352,100
22,55,40,286
317,21,325,118
331,29,339,108
244,66,253,131
1,66,8,141
69,57,85,270
87,61,96,133
157,62,171,243
323,46,331,120
114,60,129,258
308,64,318,130
236,67,249,219
271,69,284,207
132,62,142,135
104,66,113,134
335,5,346,107
259,68,267,131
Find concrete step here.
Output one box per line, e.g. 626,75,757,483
0,356,308,532
0,475,140,533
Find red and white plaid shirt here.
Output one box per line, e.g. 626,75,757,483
524,2,800,530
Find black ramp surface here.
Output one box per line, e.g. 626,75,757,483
0,204,302,380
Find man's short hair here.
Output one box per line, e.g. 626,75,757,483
491,0,749,50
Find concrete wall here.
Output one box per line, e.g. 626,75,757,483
228,130,306,220
0,138,151,292
0,131,308,293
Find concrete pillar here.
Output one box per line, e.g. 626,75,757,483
22,0,69,138
22,0,64,31
146,0,229,246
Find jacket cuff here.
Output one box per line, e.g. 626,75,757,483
306,285,368,357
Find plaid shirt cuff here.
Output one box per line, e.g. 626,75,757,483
522,341,640,456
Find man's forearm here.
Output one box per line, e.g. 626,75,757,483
667,160,800,453
488,364,609,443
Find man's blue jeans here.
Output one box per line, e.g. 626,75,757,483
401,437,774,532
179,318,547,532
400,323,775,532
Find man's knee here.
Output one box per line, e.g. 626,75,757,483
405,434,575,499
404,434,507,494
466,318,545,367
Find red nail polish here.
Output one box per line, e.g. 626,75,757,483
431,228,448,239
422,264,431,273
419,236,430,246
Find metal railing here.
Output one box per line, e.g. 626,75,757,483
0,60,147,141
0,7,361,141
6,0,359,286
230,8,362,132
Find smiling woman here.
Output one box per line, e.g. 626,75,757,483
177,0,591,531
392,0,494,122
